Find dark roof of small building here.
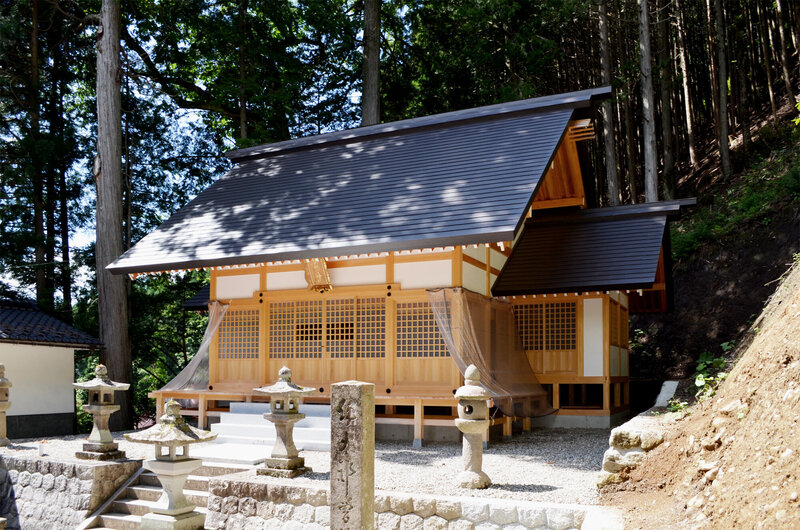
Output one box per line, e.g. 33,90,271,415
183,284,210,311
108,87,611,275
491,200,695,296
0,299,101,348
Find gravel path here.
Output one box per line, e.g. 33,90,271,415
2,428,609,505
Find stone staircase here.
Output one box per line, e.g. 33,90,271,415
190,402,331,464
87,463,248,529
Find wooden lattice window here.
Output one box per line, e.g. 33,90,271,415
218,309,260,359
513,304,544,350
295,300,323,359
327,299,355,359
513,301,577,351
269,302,294,359
356,297,385,358
396,301,448,358
610,302,620,346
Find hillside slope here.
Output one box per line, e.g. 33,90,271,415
602,258,800,528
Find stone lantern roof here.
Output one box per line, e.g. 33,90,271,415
455,365,490,400
73,365,130,392
126,400,217,447
254,366,315,397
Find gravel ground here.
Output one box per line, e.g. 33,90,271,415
1,427,609,505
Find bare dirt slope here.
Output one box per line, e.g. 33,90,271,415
602,259,800,528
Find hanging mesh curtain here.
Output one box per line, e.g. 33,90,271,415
427,288,554,418
160,300,229,392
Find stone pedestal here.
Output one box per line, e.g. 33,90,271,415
76,404,126,460
454,364,492,489
145,458,202,516
455,420,491,489
330,381,375,530
125,400,216,530
254,367,314,478
74,365,129,460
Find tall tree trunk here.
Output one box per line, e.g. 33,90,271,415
31,0,48,309
756,1,779,122
658,0,675,200
675,0,697,166
639,0,658,202
774,0,797,103
706,0,720,138
96,0,133,430
238,0,248,139
361,0,380,126
713,0,732,179
598,0,620,205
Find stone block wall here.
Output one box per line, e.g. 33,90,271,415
0,455,140,529
206,471,620,530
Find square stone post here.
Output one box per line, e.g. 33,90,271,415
330,381,374,530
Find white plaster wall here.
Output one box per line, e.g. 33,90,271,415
489,273,498,289
216,273,260,299
266,270,307,291
490,249,507,270
0,343,74,416
583,298,604,377
620,348,629,376
329,264,386,287
462,262,487,296
610,345,620,377
619,292,629,308
395,260,452,289
462,246,486,262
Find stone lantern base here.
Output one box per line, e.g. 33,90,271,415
75,442,125,461
257,456,310,478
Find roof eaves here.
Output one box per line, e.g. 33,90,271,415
107,229,516,275
0,338,102,349
226,86,612,162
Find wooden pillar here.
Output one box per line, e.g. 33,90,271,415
155,394,165,421
482,425,489,450
413,399,424,448
198,394,207,430
522,416,531,432
502,415,512,440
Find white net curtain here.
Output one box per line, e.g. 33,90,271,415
427,288,554,418
160,300,229,393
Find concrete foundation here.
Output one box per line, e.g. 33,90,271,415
376,423,460,443
531,411,630,429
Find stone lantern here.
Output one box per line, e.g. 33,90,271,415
125,400,217,530
73,364,129,460
0,364,11,447
253,366,315,477
454,364,491,489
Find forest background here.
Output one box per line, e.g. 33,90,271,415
1,0,799,429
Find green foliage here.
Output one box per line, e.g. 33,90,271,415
694,350,728,401
671,126,800,262
667,398,689,413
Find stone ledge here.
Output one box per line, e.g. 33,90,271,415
207,472,623,529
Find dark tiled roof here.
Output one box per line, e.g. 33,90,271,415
108,87,611,275
0,299,101,348
183,284,210,311
492,200,694,296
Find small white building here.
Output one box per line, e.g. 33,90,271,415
0,299,100,438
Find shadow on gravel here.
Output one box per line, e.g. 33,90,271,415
375,449,444,465
489,483,559,494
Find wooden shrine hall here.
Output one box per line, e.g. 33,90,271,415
109,86,693,442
